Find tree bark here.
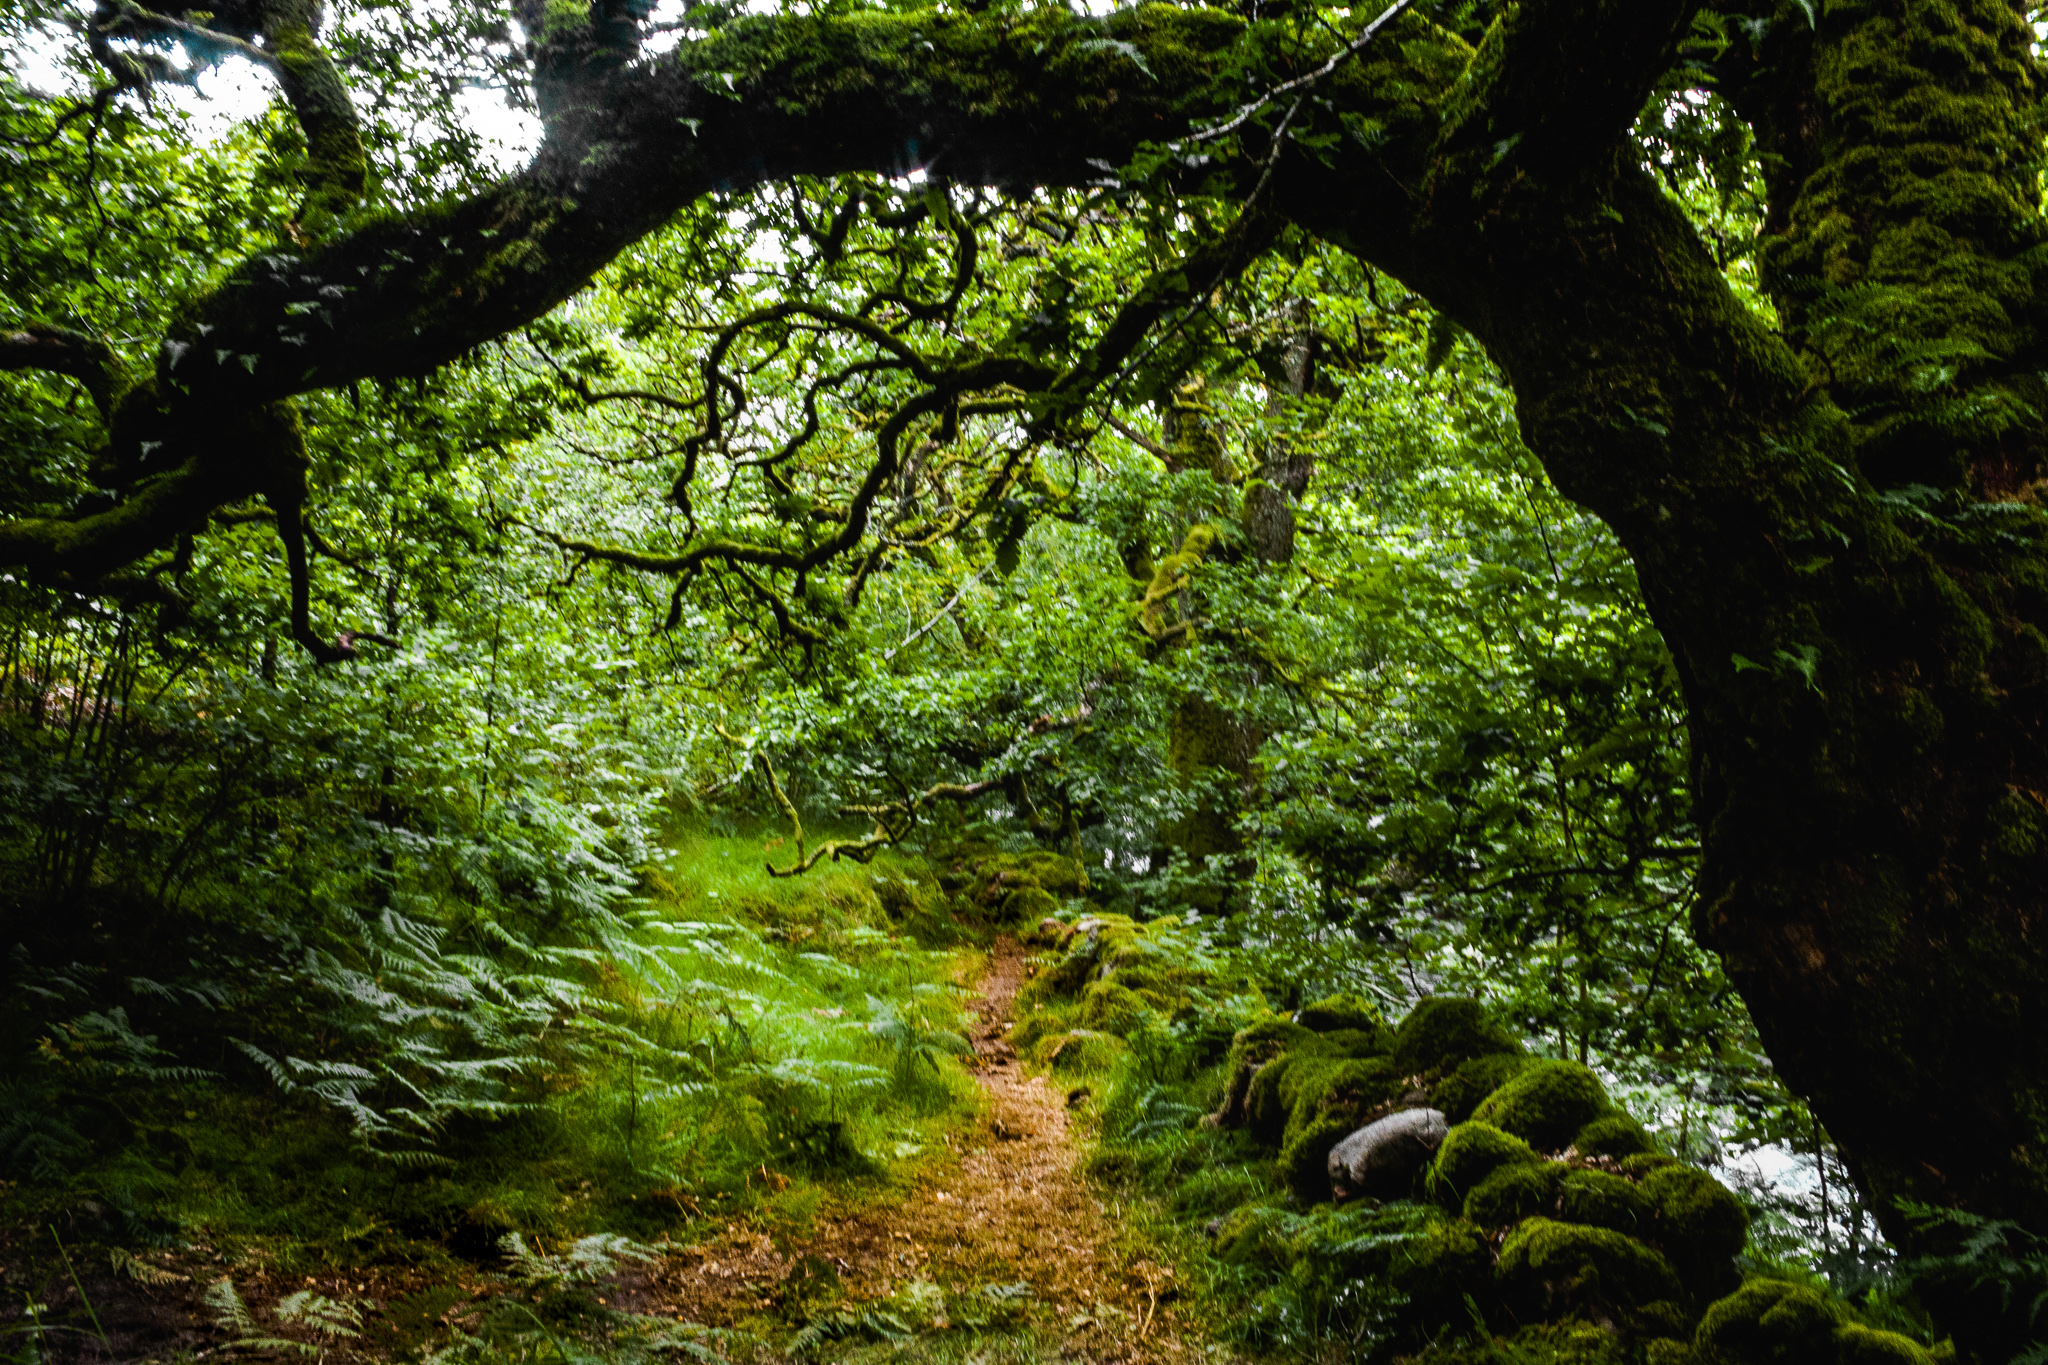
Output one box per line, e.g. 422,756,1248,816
1280,6,2048,1348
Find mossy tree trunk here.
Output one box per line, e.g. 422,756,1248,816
1159,309,1315,903
1279,0,2048,1318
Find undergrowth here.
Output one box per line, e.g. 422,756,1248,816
0,822,984,1363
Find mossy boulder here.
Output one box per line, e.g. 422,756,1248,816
1414,1321,1634,1364
1690,1284,1933,1364
1388,1213,1495,1335
1642,1164,1749,1297
1694,1279,1849,1363
1318,1026,1394,1057
1629,1298,1694,1344
1013,849,1088,897
1833,1325,1936,1365
1433,1051,1534,1123
1214,1017,1328,1129
1497,1217,1683,1317
1429,1121,1541,1209
1573,1112,1656,1159
1392,997,1524,1075
1298,992,1388,1035
1472,1060,1609,1151
1080,979,1149,1033
939,844,1088,909
1556,1167,1653,1235
1465,1158,1565,1227
1211,1202,1294,1270
1272,1055,1408,1199
1034,1029,1123,1075
999,882,1062,924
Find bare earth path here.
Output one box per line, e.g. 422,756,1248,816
647,935,1217,1362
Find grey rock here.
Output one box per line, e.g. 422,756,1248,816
1328,1107,1449,1200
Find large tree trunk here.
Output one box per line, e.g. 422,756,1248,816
1289,4,2048,1345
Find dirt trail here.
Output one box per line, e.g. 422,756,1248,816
651,935,1214,1361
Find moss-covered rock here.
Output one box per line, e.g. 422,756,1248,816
1556,1167,1653,1235
1392,997,1524,1075
1272,1055,1407,1200
1573,1112,1656,1159
1429,1121,1541,1208
999,881,1062,924
1497,1217,1683,1316
1694,1279,1849,1363
938,843,1088,910
1642,1165,1749,1297
1833,1324,1936,1365
1279,1112,1361,1204
1211,1202,1294,1271
1388,1213,1494,1335
1413,1321,1635,1364
1080,979,1148,1033
1034,1029,1123,1075
1214,1018,1329,1130
1465,1158,1565,1227
1471,1059,1609,1151
1433,1051,1534,1123
1014,849,1088,897
1298,992,1388,1035
1318,1026,1394,1057
1630,1298,1694,1344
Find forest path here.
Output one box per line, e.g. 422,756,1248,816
649,934,1218,1362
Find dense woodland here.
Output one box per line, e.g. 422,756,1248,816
3,0,2047,1361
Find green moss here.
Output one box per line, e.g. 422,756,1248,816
1278,1112,1360,1204
1215,1017,1328,1131
1243,1051,1304,1141
999,882,1062,924
1496,1217,1682,1316
1231,1016,1323,1061
1319,1026,1395,1057
1388,1214,1495,1334
1212,1202,1294,1270
1573,1113,1656,1160
1273,1055,1406,1201
1392,997,1524,1074
1620,1152,1681,1177
1434,1052,1534,1123
1034,1029,1123,1075
1080,979,1148,1033
1464,1159,1564,1227
1413,1321,1634,1364
1008,1002,1070,1054
1471,1060,1609,1150
1556,1168,1653,1235
1014,849,1088,897
1429,1121,1540,1209
1630,1298,1693,1343
1641,1165,1749,1295
1834,1324,1936,1365
1298,992,1388,1034
1693,1279,1849,1363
